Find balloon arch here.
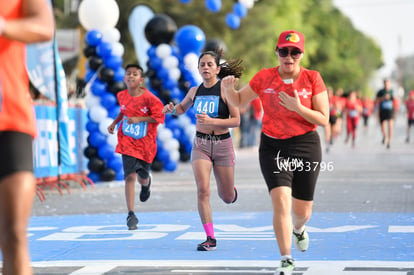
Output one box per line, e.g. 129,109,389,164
77,0,255,181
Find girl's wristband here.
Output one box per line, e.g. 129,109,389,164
171,106,176,115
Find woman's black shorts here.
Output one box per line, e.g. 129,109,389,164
0,131,34,180
259,131,322,201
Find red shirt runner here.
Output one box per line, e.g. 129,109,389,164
249,66,326,139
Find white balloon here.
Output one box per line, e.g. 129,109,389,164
184,53,199,70
85,92,101,109
185,124,196,138
158,128,173,142
78,0,120,31
107,131,118,147
111,42,125,57
162,56,179,69
99,117,114,136
89,105,108,123
177,115,191,127
168,67,181,81
169,150,180,162
155,44,172,59
239,0,255,9
164,139,180,151
102,28,121,43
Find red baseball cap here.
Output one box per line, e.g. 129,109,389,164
276,30,305,52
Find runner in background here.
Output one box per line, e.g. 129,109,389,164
0,1,54,274
375,79,395,149
361,94,374,132
405,90,414,143
344,90,363,148
325,86,341,152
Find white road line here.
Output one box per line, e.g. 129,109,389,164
69,265,118,275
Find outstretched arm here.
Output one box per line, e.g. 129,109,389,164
1,0,54,43
221,75,257,107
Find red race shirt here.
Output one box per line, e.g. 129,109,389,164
249,66,326,139
406,99,414,120
0,0,37,137
116,89,165,163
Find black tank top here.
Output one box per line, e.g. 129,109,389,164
193,81,230,119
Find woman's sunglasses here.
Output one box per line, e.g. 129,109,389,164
277,48,302,59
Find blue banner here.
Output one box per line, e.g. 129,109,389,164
34,105,88,178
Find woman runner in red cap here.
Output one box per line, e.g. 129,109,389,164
222,30,329,275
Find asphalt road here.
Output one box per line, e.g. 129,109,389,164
32,113,414,216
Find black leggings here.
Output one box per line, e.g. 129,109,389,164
0,131,34,180
259,131,321,201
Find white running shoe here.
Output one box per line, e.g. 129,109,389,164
274,258,295,275
293,226,309,252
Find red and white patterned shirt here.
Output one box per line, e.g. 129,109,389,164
249,66,326,139
116,89,165,163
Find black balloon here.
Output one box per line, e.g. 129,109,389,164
98,67,115,83
100,168,116,181
87,157,105,172
84,145,98,159
159,89,171,103
151,160,163,172
149,77,162,91
203,38,227,55
88,56,103,71
83,46,97,58
108,81,126,94
144,14,177,45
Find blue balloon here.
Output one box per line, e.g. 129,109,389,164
115,171,124,181
172,127,182,141
174,25,206,55
147,46,157,59
164,160,177,172
88,172,101,183
107,156,123,172
86,121,99,133
96,41,113,58
233,2,248,18
163,78,177,90
85,30,103,47
89,131,106,148
226,13,241,29
149,56,162,71
184,139,193,153
157,67,169,81
205,0,221,13
84,69,96,82
101,92,117,110
170,87,181,99
91,79,107,96
157,148,170,164
104,55,123,70
98,143,114,160
108,105,120,119
113,67,125,82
